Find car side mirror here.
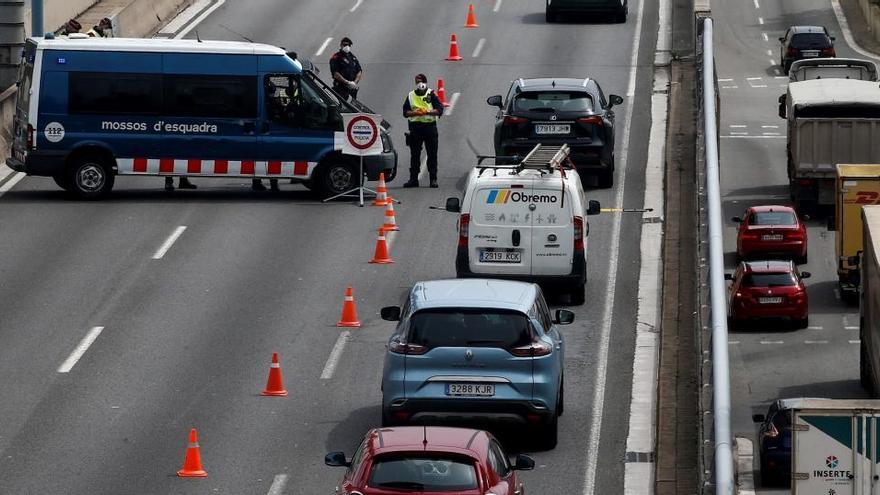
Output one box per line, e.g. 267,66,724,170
514,454,535,471
609,94,624,107
324,451,350,467
801,213,810,221
752,414,766,423
778,37,785,42
554,309,575,325
381,306,401,321
830,36,836,41
800,271,811,279
487,95,503,108
724,273,733,280
731,216,743,223
587,199,601,216
778,94,787,119
446,197,461,213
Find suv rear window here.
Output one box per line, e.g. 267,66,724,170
744,273,797,287
750,211,796,225
408,308,533,350
513,91,593,113
791,33,831,48
368,455,478,491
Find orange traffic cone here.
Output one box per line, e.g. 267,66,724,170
380,200,400,232
465,4,479,28
446,34,463,61
372,172,390,206
369,229,394,264
337,286,361,327
177,428,208,478
261,352,288,397
436,79,450,108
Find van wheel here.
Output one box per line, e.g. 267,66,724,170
53,174,73,192
316,160,358,198
570,283,586,305
67,155,114,200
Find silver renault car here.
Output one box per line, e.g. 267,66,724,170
380,279,574,449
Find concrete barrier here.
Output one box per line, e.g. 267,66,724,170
0,86,17,162
859,0,880,44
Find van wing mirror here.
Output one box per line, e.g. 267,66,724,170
380,306,401,321
724,273,733,280
609,94,624,107
553,309,575,325
731,216,743,223
752,414,766,423
778,94,787,119
324,451,350,467
487,95,503,108
587,200,601,216
446,197,461,213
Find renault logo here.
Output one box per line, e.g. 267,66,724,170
550,115,557,121
465,349,473,361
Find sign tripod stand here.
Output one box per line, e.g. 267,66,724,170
323,113,383,207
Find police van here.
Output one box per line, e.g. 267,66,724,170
445,144,600,304
7,36,397,199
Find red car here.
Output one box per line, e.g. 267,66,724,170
732,205,807,264
727,260,810,329
325,426,534,494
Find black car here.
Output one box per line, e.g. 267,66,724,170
487,78,623,188
779,26,836,73
545,0,628,23
752,399,807,487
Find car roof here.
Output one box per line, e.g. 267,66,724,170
410,279,537,312
789,26,828,34
514,77,599,93
33,36,289,56
742,260,795,273
748,205,796,213
365,427,487,459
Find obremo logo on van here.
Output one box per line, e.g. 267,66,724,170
485,189,558,204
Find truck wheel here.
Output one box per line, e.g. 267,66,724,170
793,316,808,329
67,155,114,200
795,253,807,265
316,160,357,199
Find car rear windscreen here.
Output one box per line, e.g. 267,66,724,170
408,308,533,350
750,211,796,225
743,273,798,287
368,455,478,491
791,33,831,48
514,91,594,113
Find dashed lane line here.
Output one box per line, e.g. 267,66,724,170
493,0,502,12
758,16,764,24
804,340,829,344
846,326,859,330
267,474,288,495
762,32,768,41
851,340,862,344
320,331,351,379
58,326,105,373
472,38,486,58
446,92,461,116
760,340,784,344
350,0,364,12
152,226,187,260
315,37,333,57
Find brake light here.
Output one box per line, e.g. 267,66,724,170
764,423,779,439
577,116,604,126
787,47,797,57
573,216,585,251
741,232,760,240
26,124,33,150
821,47,835,56
458,214,470,248
388,338,428,355
503,115,528,125
786,230,805,241
797,178,814,186
510,340,552,357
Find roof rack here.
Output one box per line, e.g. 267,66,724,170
475,144,571,176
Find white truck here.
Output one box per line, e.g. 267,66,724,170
778,79,880,210
786,399,880,494
788,57,878,82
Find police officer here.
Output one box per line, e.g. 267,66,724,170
402,73,443,188
87,18,113,38
329,37,362,101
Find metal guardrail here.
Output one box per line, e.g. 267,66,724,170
701,17,735,495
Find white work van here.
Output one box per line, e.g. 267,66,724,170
445,144,600,304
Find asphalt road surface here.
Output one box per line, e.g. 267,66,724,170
0,1,659,492
714,0,872,491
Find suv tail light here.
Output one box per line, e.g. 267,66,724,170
503,115,528,126
26,124,33,150
573,216,585,251
787,47,797,57
821,47,835,56
577,116,604,126
458,214,470,247
388,338,428,355
763,423,780,439
510,340,552,357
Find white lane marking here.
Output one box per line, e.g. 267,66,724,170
762,132,780,136
851,340,862,344
583,0,644,489
807,326,824,330
846,326,859,330
774,76,787,80
418,154,428,182
718,78,734,82
753,84,768,88
152,226,187,260
159,0,211,34
768,58,775,66
315,37,333,57
0,172,25,197
774,68,782,75
720,85,738,89
350,0,364,12
445,92,461,116
730,125,748,128
729,340,741,345
320,331,351,379
760,340,784,344
762,32,768,42
761,125,778,128
834,288,841,300
753,0,760,8
758,16,764,24
267,474,288,495
721,135,786,139
493,0,502,12
746,77,763,81
472,38,486,57
831,0,880,62
730,132,749,136
766,49,773,56
58,326,105,373
175,0,226,39
805,340,829,344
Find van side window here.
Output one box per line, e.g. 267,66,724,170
69,72,161,115
163,74,257,118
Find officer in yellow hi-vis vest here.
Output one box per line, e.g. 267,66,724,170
402,73,444,188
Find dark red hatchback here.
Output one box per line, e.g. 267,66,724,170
325,426,534,495
726,260,811,329
732,205,807,264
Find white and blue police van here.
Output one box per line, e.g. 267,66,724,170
7,36,397,199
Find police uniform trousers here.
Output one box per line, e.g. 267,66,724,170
408,122,439,181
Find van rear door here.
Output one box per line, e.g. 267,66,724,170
530,180,573,276
468,180,534,276
11,39,37,163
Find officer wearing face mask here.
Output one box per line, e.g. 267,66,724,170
329,37,362,101
402,73,444,188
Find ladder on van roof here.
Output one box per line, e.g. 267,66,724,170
476,144,572,176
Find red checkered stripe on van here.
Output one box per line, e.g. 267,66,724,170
115,158,316,178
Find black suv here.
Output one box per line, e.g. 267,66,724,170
779,26,835,73
488,78,623,188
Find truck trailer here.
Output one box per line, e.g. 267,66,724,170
860,205,880,397
833,165,880,302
